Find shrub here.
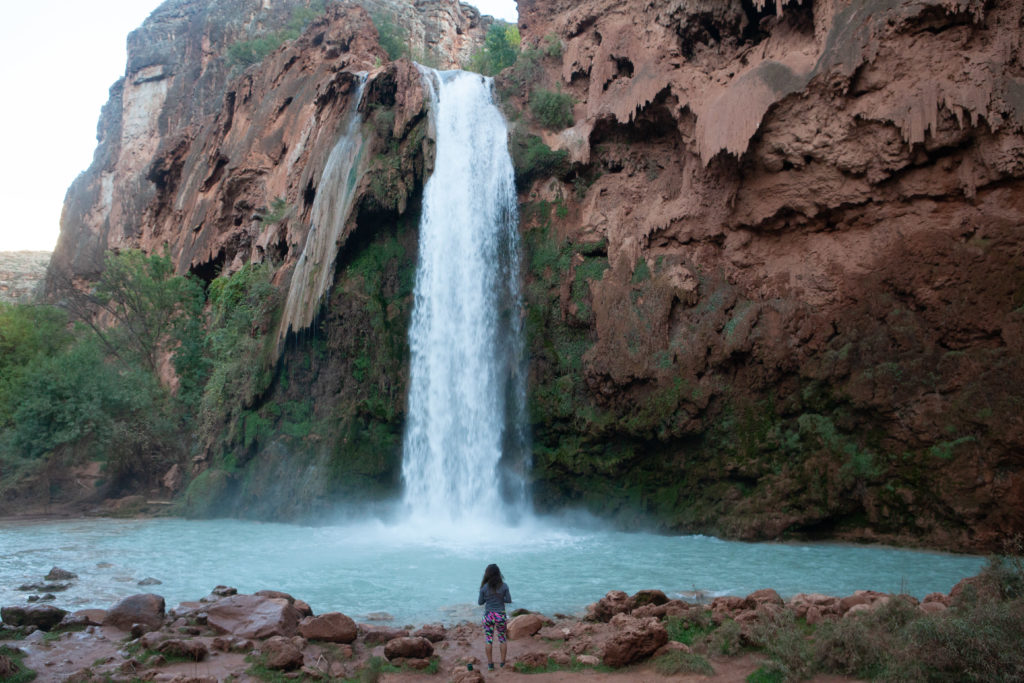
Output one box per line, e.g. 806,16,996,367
530,88,574,129
373,12,408,61
466,22,520,75
509,131,569,188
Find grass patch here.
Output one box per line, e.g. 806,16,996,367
665,611,716,645
0,644,35,683
653,650,714,676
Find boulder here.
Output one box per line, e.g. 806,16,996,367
923,592,951,607
45,567,77,581
589,590,632,622
206,595,301,639
508,613,544,640
413,623,447,642
602,614,668,667
262,635,304,670
104,594,165,632
298,612,357,643
1,604,68,630
384,636,434,660
157,638,209,661
361,624,409,645
577,654,601,666
919,601,947,614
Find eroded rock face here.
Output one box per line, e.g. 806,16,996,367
513,0,1024,552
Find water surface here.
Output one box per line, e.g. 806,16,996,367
0,517,984,625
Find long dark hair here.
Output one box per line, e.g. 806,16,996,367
481,563,503,591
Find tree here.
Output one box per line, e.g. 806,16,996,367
89,250,205,374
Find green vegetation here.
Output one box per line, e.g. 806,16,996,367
465,22,520,75
372,12,408,61
530,88,574,130
227,1,326,69
653,650,714,676
509,131,569,188
260,197,289,224
0,644,35,683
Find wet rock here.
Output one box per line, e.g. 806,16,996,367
602,614,668,668
210,585,238,598
1,604,69,630
105,594,165,632
262,635,304,670
45,567,77,581
383,636,434,660
508,613,544,640
298,612,357,643
138,577,163,586
206,594,301,639
17,583,69,592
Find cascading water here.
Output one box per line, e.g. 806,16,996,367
277,75,368,349
401,69,529,525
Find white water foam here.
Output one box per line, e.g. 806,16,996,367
400,69,529,527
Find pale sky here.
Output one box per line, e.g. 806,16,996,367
0,0,517,253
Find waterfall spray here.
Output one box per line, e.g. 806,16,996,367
401,69,529,525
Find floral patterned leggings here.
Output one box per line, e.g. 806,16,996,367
482,611,508,644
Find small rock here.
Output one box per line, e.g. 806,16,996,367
508,613,544,640
45,567,78,581
577,654,601,666
138,577,163,586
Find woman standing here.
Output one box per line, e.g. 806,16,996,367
478,563,512,670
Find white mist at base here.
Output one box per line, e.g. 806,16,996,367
400,69,529,527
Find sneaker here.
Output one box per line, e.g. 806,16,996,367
488,663,495,671
500,661,506,668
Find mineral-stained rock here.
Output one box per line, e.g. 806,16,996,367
104,593,165,632
298,612,357,643
383,635,434,660
602,614,668,667
206,594,301,639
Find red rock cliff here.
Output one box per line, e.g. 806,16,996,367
510,0,1024,551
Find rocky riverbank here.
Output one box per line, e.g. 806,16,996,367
2,561,1019,682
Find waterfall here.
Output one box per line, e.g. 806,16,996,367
277,75,368,349
401,69,529,525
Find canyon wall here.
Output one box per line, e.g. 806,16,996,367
0,252,49,303
47,0,1024,551
510,0,1024,551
